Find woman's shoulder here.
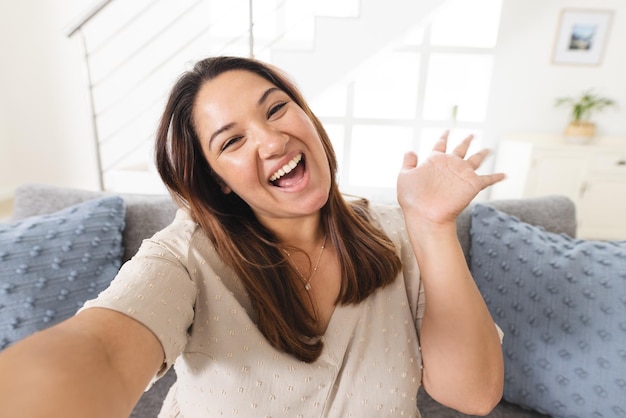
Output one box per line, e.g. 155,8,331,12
136,208,209,261
150,208,201,240
344,195,403,222
363,202,405,230
368,202,403,216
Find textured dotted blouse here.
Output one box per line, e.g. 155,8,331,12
82,204,426,417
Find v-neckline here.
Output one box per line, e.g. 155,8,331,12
316,303,361,365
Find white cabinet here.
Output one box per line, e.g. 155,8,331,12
490,134,626,240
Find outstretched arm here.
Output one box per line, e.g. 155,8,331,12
397,132,505,415
0,308,164,418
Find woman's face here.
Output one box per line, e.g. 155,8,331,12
193,70,332,227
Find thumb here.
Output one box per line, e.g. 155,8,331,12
401,151,418,171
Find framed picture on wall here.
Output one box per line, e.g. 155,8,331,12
552,9,613,66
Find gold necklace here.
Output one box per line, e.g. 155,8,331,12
283,235,327,291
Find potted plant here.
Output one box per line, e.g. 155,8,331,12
555,89,616,143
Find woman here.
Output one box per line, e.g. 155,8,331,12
0,56,504,417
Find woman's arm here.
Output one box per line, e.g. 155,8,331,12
397,132,505,415
0,307,164,418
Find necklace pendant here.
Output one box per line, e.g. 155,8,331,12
284,235,326,293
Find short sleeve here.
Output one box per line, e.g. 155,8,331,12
81,229,197,377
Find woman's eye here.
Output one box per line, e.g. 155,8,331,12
268,102,287,118
221,136,242,152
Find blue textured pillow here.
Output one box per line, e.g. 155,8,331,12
0,196,125,350
470,204,626,418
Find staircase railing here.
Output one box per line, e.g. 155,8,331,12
67,0,260,192
66,0,115,38
67,0,115,190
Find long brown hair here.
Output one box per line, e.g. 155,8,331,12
155,56,401,362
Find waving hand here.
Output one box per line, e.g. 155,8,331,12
397,131,505,226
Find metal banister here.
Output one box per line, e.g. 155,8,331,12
65,0,114,37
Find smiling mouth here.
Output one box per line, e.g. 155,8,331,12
269,154,304,187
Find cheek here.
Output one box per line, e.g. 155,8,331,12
211,156,261,193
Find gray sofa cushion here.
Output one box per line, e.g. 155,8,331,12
0,196,125,350
12,183,178,263
470,203,626,418
417,387,549,418
456,195,577,265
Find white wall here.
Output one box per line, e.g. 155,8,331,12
0,0,99,199
1,0,625,200
487,0,625,147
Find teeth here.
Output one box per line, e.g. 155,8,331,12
269,154,302,182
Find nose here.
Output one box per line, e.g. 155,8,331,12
254,125,288,159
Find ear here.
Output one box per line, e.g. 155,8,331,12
210,167,232,194
220,182,232,194
215,175,232,194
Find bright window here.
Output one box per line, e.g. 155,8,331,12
312,0,502,203
422,54,494,123
353,53,420,120
349,125,413,188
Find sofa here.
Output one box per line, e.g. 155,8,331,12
3,183,624,418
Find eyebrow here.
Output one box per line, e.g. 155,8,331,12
258,87,280,106
208,87,282,150
209,122,236,149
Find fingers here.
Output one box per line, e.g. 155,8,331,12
432,131,450,153
466,148,489,169
401,151,419,170
452,134,473,158
479,172,506,189
427,131,495,171
433,131,475,158
444,132,490,170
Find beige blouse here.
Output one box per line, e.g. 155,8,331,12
82,204,426,417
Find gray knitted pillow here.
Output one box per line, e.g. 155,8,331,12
470,204,626,418
0,196,125,350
